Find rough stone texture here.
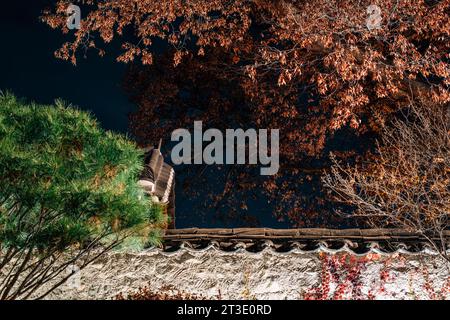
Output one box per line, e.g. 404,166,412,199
44,246,449,300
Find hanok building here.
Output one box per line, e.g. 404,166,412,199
138,143,176,228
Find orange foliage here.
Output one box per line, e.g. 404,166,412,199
42,1,450,226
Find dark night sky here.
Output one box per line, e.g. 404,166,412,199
0,1,134,133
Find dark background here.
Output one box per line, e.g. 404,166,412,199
0,1,134,133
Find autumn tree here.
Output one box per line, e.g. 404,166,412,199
43,0,450,226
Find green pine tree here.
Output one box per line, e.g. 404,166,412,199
0,92,165,299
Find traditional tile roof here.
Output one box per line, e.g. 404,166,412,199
163,228,450,255
138,145,176,227
139,146,175,203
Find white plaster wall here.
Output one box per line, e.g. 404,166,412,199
44,247,450,300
